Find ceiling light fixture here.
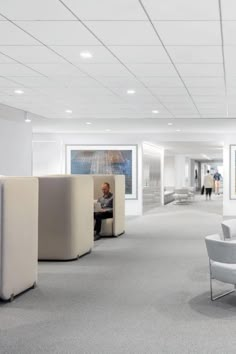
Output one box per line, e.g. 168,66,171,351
65,109,72,114
168,123,173,126
14,89,24,95
80,51,93,59
127,89,136,95
152,110,159,114
86,122,92,125
105,129,111,132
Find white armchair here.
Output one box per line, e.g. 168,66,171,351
173,188,190,204
205,234,236,301
221,219,236,240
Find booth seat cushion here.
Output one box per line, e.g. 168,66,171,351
211,261,236,284
100,218,113,236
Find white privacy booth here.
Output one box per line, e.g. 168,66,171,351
93,175,125,237
38,175,94,260
0,177,38,301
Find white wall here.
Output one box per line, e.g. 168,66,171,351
223,138,235,216
33,133,143,215
164,155,175,187
0,118,32,176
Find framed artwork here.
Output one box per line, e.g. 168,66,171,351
230,145,236,199
66,144,138,199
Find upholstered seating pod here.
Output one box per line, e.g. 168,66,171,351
0,177,38,301
38,175,94,260
205,234,236,301
93,175,125,237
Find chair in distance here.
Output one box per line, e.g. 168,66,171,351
221,219,236,240
205,234,236,301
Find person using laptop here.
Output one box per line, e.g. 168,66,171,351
94,182,113,240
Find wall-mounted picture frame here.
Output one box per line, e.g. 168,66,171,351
66,144,138,199
230,144,236,199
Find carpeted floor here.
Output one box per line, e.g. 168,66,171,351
1,195,236,354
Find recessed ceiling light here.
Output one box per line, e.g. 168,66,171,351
152,110,159,114
86,122,92,125
168,123,173,126
176,129,181,132
25,118,31,123
127,89,136,95
65,109,72,113
14,89,24,94
80,51,93,59
105,129,111,132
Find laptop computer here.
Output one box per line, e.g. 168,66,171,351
94,201,102,212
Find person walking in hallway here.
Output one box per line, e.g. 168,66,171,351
213,170,222,195
204,170,214,201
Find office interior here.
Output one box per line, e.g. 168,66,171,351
1,1,236,353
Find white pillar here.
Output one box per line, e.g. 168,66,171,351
175,155,187,188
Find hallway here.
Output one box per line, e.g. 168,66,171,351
1,196,235,354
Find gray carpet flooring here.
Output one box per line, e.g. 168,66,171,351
1,195,236,354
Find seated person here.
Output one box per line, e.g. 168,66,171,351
94,182,113,240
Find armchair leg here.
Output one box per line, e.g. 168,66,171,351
209,260,235,301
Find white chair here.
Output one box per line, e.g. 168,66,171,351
188,186,195,201
205,234,236,301
173,188,190,204
221,219,236,240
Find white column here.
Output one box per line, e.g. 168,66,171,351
174,155,187,188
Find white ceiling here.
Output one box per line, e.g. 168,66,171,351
0,0,235,126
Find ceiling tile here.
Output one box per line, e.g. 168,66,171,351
223,22,236,45
188,87,225,95
193,96,227,103
53,77,104,88
17,21,101,45
167,46,222,63
8,76,69,88
225,76,236,87
62,0,146,20
0,22,38,45
140,77,184,87
176,63,224,77
0,52,15,63
150,87,188,95
77,63,132,77
0,0,74,20
84,21,161,45
157,95,192,103
221,0,236,20
94,77,143,88
154,21,221,45
109,46,170,63
127,63,177,77
50,45,118,64
183,77,225,87
0,63,43,76
142,0,219,20
0,77,21,87
224,46,236,74
26,63,86,76
0,46,65,63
